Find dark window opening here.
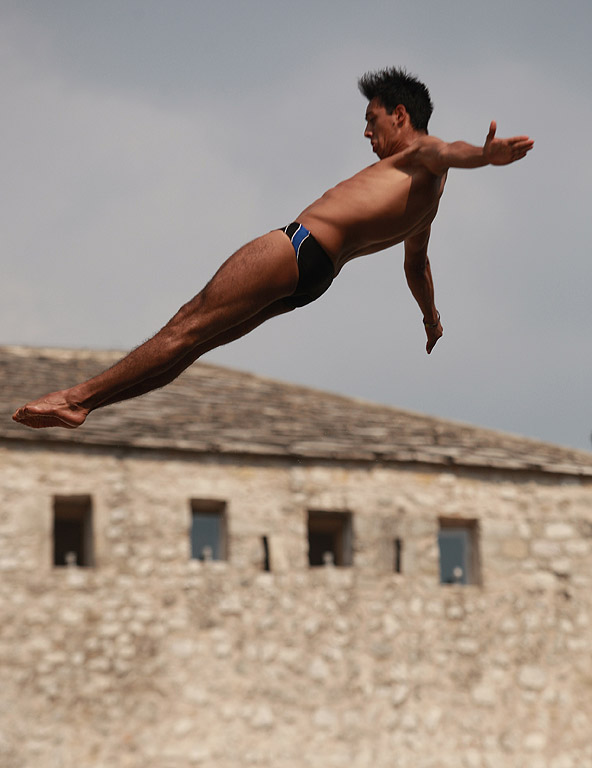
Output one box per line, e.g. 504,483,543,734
262,536,271,572
53,495,94,567
394,537,403,573
190,500,227,561
438,518,480,585
308,511,353,567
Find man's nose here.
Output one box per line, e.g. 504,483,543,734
364,125,372,138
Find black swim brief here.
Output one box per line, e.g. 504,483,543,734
280,222,335,309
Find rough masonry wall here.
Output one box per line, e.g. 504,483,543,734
1,442,592,768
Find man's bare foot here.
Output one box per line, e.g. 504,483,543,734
12,391,89,429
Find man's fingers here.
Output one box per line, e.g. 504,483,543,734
486,120,497,142
510,136,534,148
510,138,534,161
426,334,441,354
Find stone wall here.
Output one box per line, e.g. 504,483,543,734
1,441,592,767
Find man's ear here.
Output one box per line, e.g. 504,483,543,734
393,104,409,126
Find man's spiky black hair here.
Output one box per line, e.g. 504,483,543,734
358,67,433,132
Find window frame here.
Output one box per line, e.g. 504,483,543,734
53,495,94,568
307,510,353,567
190,499,228,561
438,517,481,586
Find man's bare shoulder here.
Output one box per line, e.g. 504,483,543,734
389,135,447,173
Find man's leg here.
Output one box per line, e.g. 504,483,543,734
92,298,294,409
13,231,299,428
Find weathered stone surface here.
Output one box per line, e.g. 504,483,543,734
1,347,592,767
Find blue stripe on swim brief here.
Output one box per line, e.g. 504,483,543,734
290,224,310,256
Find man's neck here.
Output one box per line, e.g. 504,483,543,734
387,128,426,158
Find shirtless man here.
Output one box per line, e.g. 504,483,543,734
13,67,534,429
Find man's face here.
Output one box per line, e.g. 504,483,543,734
364,98,399,159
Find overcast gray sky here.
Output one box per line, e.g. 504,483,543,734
2,0,591,452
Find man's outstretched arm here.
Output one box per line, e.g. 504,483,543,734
410,121,534,175
404,226,442,355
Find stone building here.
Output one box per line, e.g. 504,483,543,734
1,345,592,768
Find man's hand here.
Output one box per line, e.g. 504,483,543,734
483,121,534,166
424,314,443,354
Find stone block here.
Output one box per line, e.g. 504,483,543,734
532,540,562,557
551,558,572,576
545,523,577,539
471,684,497,707
524,731,547,751
518,665,547,691
501,538,530,559
251,705,274,730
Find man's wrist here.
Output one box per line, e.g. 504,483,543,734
423,310,440,328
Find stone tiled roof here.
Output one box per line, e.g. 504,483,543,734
2,345,592,476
